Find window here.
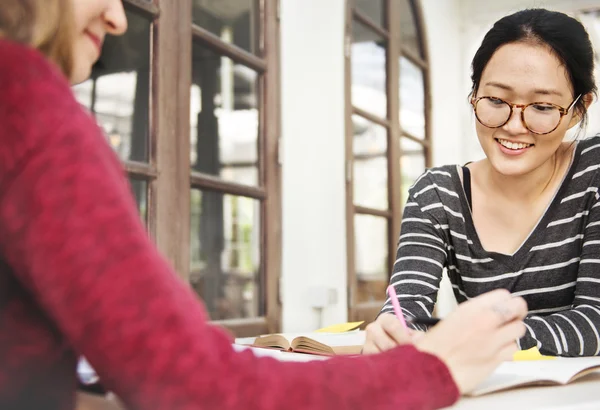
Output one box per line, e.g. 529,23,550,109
345,0,431,322
74,3,156,230
188,0,281,336
73,0,281,337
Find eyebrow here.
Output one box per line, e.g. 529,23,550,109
483,81,564,97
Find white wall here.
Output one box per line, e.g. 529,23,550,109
279,0,348,332
421,0,468,167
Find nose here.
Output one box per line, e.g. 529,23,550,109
503,106,529,135
103,0,128,35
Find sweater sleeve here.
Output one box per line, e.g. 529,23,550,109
380,195,448,331
0,41,460,410
518,192,600,357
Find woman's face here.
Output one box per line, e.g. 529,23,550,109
474,42,581,177
71,0,127,84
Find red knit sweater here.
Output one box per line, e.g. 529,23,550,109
0,39,459,410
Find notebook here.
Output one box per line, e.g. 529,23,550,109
249,331,366,356
469,356,600,396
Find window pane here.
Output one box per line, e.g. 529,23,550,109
355,0,385,27
192,0,260,55
351,21,387,118
353,116,388,210
399,57,425,139
354,214,388,303
399,0,422,57
190,44,260,186
73,11,151,162
190,189,263,320
400,138,426,203
129,178,148,223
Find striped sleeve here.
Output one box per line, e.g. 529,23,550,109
380,196,447,331
520,197,600,357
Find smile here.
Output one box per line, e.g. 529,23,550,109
495,138,534,151
85,30,103,54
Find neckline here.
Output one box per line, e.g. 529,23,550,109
452,142,581,268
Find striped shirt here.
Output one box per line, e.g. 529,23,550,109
382,135,600,357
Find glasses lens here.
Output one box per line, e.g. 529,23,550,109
523,104,562,134
475,98,511,128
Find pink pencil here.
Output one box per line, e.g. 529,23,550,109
387,285,408,329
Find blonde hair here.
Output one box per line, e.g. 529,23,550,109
0,0,74,78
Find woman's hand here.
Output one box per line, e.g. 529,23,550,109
415,289,527,394
362,313,419,354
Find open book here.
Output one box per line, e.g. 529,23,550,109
470,356,600,396
249,331,365,356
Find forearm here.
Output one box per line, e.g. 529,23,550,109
520,306,600,356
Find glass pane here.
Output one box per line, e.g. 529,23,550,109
355,0,385,27
189,189,262,320
192,0,260,55
129,178,148,223
399,57,425,139
354,214,388,303
400,138,426,203
190,43,260,186
353,116,388,210
73,11,151,162
351,21,387,118
399,0,422,57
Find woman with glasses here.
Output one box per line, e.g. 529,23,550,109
364,8,600,358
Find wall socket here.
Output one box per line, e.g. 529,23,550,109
307,286,338,308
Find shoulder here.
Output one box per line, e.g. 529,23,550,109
570,135,600,183
575,135,600,165
408,165,460,203
0,39,76,120
0,39,70,90
0,39,92,148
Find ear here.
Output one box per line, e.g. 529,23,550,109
567,93,594,128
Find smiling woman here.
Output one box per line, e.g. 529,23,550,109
366,8,600,359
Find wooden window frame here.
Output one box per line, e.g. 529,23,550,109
187,0,282,337
114,0,281,338
345,0,432,322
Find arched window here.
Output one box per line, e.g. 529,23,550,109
345,0,431,322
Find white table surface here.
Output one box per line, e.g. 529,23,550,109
449,373,600,409
235,338,600,409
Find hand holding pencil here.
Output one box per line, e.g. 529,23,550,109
363,287,528,394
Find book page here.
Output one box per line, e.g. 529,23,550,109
470,357,600,396
232,344,328,362
299,331,366,347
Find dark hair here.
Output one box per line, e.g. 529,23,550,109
470,8,596,130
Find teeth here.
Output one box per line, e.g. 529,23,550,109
497,139,532,150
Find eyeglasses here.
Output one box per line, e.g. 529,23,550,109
471,95,581,135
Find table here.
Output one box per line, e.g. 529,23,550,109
449,373,600,410
235,339,600,409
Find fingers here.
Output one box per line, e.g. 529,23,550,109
369,324,401,352
363,314,411,354
379,314,410,345
495,296,527,324
491,319,526,351
497,339,520,363
468,290,528,328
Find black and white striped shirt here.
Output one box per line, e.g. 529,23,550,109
382,135,600,357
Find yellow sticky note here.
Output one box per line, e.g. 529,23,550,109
513,347,556,361
315,321,364,333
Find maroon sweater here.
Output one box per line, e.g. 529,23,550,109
0,39,459,410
